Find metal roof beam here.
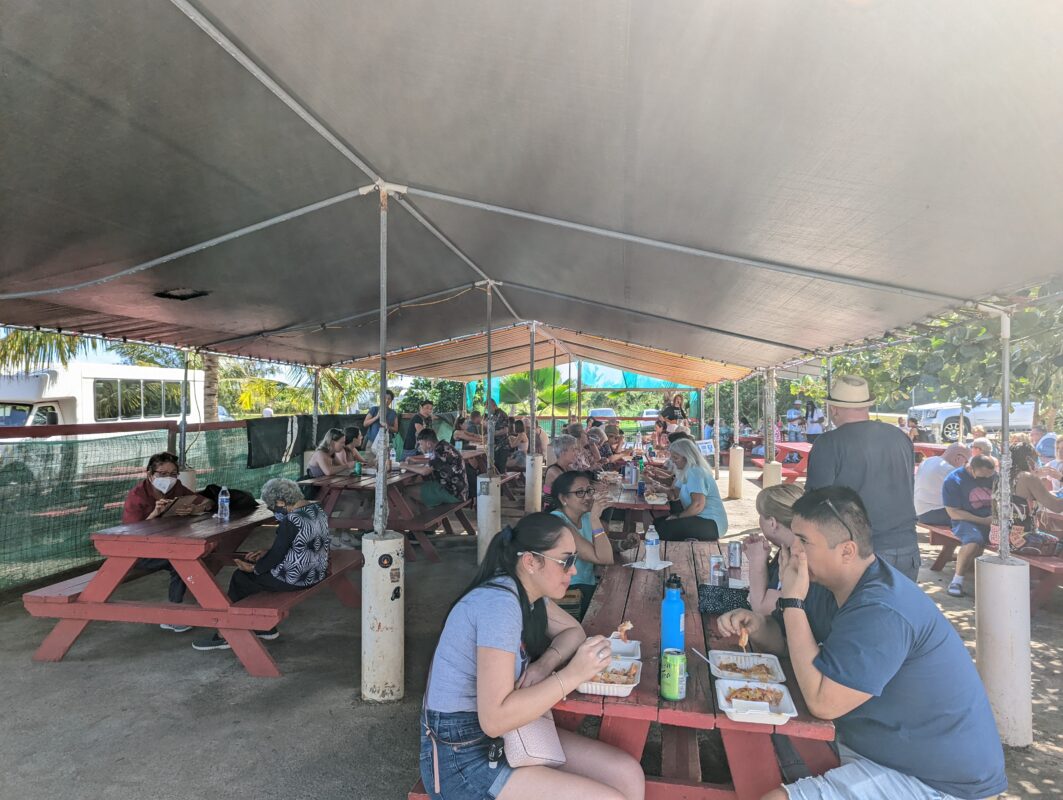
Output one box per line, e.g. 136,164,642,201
499,281,813,356
404,186,970,305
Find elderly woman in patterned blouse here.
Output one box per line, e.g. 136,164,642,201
192,478,331,652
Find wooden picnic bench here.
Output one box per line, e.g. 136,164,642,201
921,522,1063,612
23,506,364,677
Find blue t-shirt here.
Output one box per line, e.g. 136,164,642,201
803,559,1006,799
941,466,994,532
676,466,728,536
1036,432,1057,462
550,509,596,586
365,405,398,445
426,576,531,713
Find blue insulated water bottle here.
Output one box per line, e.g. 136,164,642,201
661,574,685,653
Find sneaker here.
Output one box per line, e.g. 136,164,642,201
160,623,192,633
256,628,279,641
947,582,964,597
192,633,231,651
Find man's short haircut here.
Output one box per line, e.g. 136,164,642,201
419,398,433,408
667,430,695,443
792,486,873,558
417,428,439,444
470,410,482,419
970,454,996,472
384,389,395,400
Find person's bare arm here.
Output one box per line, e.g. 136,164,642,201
946,506,990,525
1018,472,1063,513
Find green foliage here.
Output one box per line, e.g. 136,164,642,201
396,377,463,413
106,342,192,369
497,369,575,414
0,329,96,373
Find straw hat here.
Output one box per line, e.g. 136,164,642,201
826,375,875,407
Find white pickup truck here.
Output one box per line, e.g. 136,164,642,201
907,396,1035,442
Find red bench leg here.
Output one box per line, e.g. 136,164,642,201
598,716,651,761
455,508,476,535
218,628,282,678
1030,572,1061,613
404,537,418,563
930,541,956,572
412,530,441,563
330,576,362,609
721,729,783,800
33,619,92,662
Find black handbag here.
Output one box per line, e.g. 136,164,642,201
697,583,752,616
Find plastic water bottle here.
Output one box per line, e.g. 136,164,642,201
217,486,230,523
661,574,685,652
645,525,660,567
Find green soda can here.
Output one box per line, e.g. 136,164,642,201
354,462,362,476
660,648,687,701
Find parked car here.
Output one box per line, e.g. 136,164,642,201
907,396,1035,442
639,409,660,432
586,408,617,426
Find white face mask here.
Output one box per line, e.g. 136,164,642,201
151,476,177,494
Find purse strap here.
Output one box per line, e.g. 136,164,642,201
422,659,443,795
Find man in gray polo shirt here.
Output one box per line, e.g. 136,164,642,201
806,375,919,581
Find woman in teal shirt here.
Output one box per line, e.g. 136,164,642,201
548,471,614,617
654,437,728,541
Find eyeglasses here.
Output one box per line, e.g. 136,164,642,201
565,487,596,498
821,497,855,542
518,551,578,570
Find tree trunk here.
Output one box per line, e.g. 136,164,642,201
202,353,220,422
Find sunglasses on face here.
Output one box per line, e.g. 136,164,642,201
518,550,578,570
821,497,855,542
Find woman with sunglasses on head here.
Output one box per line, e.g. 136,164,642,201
744,484,804,615
420,513,644,800
548,471,615,618
652,437,728,542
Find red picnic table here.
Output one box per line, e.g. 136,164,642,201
301,468,476,563
913,442,947,458
23,506,364,677
752,441,811,484
554,540,836,800
599,478,670,534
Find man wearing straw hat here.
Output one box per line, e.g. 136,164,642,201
806,375,920,581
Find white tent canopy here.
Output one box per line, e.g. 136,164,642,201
2,1,1061,367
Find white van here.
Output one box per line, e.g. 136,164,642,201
0,365,205,492
0,364,205,429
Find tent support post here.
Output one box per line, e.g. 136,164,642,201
975,308,1031,746
728,379,744,499
478,284,502,559
525,322,543,512
551,344,557,439
576,361,583,421
311,368,321,445
176,350,197,490
763,367,781,487
363,186,404,704
713,383,721,480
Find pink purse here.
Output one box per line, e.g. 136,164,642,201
501,671,566,768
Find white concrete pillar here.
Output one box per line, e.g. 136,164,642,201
975,555,1032,746
477,475,502,564
727,446,744,500
361,531,405,702
524,454,544,513
762,461,783,488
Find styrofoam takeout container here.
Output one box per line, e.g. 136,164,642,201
715,679,797,725
707,650,785,683
578,658,642,697
609,634,641,661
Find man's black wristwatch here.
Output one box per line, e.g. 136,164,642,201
776,597,806,612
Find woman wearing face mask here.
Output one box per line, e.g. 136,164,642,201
193,478,330,651
121,451,213,631
548,471,614,617
420,513,644,800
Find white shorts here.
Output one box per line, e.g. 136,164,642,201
783,745,964,800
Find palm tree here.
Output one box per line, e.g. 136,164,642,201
497,368,575,415
0,329,96,373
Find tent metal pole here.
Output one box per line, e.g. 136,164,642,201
0,185,377,302
312,368,321,445
528,322,537,456
486,284,495,475
733,379,740,434
406,187,967,305
576,361,583,422
551,343,557,439
997,313,1013,560
713,383,721,480
825,357,833,427
178,351,188,468
498,281,811,353
765,367,776,463
374,190,390,536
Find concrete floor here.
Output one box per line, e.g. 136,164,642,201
1,472,1059,799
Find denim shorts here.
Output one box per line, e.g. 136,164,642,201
952,521,990,547
783,744,963,800
420,710,513,800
